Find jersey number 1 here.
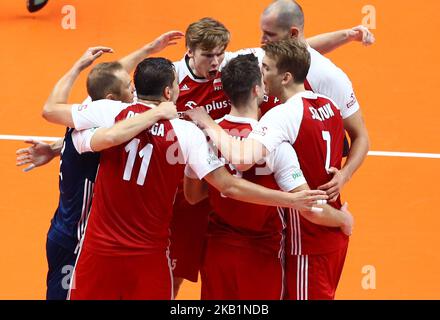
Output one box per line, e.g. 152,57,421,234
322,131,331,173
123,138,153,186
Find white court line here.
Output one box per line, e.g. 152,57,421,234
1,134,439,159
0,135,60,142
367,151,440,159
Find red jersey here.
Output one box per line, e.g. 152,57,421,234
71,101,223,256
174,55,231,120
208,114,307,255
249,91,347,255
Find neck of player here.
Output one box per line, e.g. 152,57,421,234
279,83,306,103
229,100,259,120
138,97,166,106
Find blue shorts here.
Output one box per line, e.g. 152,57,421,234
46,237,78,300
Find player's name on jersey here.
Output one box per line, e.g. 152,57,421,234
309,103,337,122
125,111,166,137
149,123,165,137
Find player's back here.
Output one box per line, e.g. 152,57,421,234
81,104,185,256
293,93,345,195
48,128,100,251
208,115,284,255
288,92,346,255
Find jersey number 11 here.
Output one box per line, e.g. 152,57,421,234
123,138,154,186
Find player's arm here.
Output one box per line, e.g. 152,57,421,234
319,110,370,201
89,102,177,152
42,47,113,127
307,25,375,55
16,138,64,172
185,107,268,171
268,142,352,235
203,166,327,212
181,121,327,211
72,102,178,153
292,184,353,236
118,31,184,73
183,166,209,205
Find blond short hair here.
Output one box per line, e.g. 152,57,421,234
262,38,310,84
185,17,231,51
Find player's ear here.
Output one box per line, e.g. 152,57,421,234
253,84,262,97
163,86,172,101
290,27,300,39
187,48,194,59
281,72,293,86
105,93,115,101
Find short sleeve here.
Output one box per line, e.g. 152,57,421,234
264,142,307,192
71,128,99,154
307,47,360,120
71,99,126,130
172,119,223,179
248,102,303,153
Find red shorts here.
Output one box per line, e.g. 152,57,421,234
169,194,211,282
201,237,284,300
69,248,173,300
284,245,348,300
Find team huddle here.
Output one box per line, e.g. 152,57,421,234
17,0,373,300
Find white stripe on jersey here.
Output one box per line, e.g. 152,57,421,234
296,255,309,300
74,179,94,255
277,207,287,300
67,194,94,300
305,256,309,300
166,246,174,300
290,209,302,256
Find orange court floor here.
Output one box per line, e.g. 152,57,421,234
0,0,439,300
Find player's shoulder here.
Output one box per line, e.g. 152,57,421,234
308,47,352,84
310,92,342,111
170,118,200,134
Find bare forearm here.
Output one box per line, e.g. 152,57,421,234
204,125,263,168
48,67,80,105
307,30,350,55
223,177,298,208
42,67,80,126
119,45,153,74
50,138,64,157
90,108,164,151
300,204,346,227
342,134,369,182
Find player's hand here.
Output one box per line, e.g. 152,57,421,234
145,31,185,55
318,167,347,202
340,202,354,236
347,25,375,46
16,139,56,172
73,46,114,71
290,189,328,212
157,101,178,120
185,107,214,129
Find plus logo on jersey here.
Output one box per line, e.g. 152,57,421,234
184,100,231,114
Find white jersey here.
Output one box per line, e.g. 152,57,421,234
230,47,360,120
71,100,223,179
214,114,306,192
